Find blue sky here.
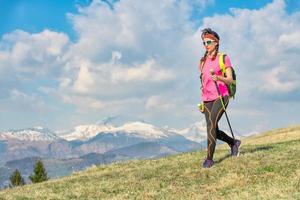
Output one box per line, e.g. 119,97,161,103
1,0,278,37
0,0,85,40
0,0,300,134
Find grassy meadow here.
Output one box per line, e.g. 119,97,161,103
0,125,299,199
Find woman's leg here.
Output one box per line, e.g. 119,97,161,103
216,127,235,146
204,96,232,160
214,96,235,146
203,101,215,160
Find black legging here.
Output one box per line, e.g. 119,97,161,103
203,96,235,160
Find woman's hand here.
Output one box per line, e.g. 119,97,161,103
198,103,205,113
211,74,219,81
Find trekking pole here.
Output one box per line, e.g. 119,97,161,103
210,69,235,139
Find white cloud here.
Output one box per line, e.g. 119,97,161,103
1,89,50,112
262,65,300,93
146,95,175,111
0,29,70,112
1,0,300,132
66,0,200,62
0,29,70,102
278,31,300,50
0,51,9,76
57,0,202,107
62,94,104,111
188,0,214,9
73,61,96,93
1,29,69,76
111,59,176,83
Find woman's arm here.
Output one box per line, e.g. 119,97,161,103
211,67,233,84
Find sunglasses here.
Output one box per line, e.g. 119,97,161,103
202,40,215,46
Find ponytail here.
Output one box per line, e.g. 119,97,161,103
200,51,208,63
212,44,219,59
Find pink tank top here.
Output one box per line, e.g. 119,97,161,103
199,54,232,101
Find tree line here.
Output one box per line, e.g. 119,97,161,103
9,159,49,188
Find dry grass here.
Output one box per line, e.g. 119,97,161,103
242,125,300,145
0,125,299,199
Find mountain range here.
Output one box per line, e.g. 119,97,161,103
0,120,208,187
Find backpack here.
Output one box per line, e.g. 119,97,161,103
218,53,236,98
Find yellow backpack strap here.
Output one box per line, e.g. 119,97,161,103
218,53,226,76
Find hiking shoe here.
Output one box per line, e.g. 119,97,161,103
230,139,241,156
202,159,214,168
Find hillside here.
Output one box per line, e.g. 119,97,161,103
0,125,299,199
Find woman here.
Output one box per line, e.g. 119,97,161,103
199,28,241,168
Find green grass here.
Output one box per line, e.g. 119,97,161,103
0,125,299,199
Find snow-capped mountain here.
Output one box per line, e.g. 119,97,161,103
60,124,114,141
60,121,172,141
0,121,207,163
167,121,207,143
116,121,171,139
0,127,60,141
0,121,208,143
